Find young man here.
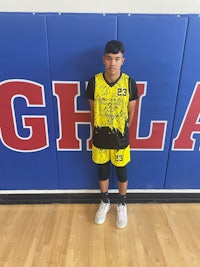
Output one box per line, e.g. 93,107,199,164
86,40,138,228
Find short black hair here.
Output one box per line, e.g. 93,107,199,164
104,40,125,54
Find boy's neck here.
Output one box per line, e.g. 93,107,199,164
104,72,121,83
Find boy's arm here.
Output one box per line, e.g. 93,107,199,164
128,100,137,127
89,99,94,132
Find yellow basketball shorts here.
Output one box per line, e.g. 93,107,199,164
92,145,131,167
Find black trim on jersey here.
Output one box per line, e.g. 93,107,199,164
85,73,138,101
103,72,122,87
129,77,138,101
93,125,129,149
85,76,95,100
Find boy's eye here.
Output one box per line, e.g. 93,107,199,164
106,57,121,61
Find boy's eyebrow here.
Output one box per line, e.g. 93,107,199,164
105,55,122,59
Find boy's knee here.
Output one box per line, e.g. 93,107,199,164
116,166,128,183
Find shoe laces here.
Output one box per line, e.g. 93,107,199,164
118,203,126,215
98,201,109,212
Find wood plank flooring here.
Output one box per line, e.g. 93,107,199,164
0,203,200,267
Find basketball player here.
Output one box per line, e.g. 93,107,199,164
86,40,138,228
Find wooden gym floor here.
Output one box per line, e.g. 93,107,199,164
0,203,200,267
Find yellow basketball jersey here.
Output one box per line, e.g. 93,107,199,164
94,72,129,134
93,73,130,149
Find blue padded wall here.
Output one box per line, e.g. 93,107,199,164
0,14,58,189
46,14,117,189
116,14,188,188
165,15,200,188
0,163,4,189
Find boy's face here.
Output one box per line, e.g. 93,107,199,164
103,52,125,76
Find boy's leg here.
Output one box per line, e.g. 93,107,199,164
92,145,111,203
95,162,111,224
118,180,128,202
99,161,110,203
116,166,128,204
111,146,130,205
115,166,128,229
112,146,130,229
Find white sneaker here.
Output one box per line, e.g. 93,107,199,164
95,200,111,224
116,203,128,229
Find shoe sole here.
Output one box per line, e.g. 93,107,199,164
116,221,127,229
